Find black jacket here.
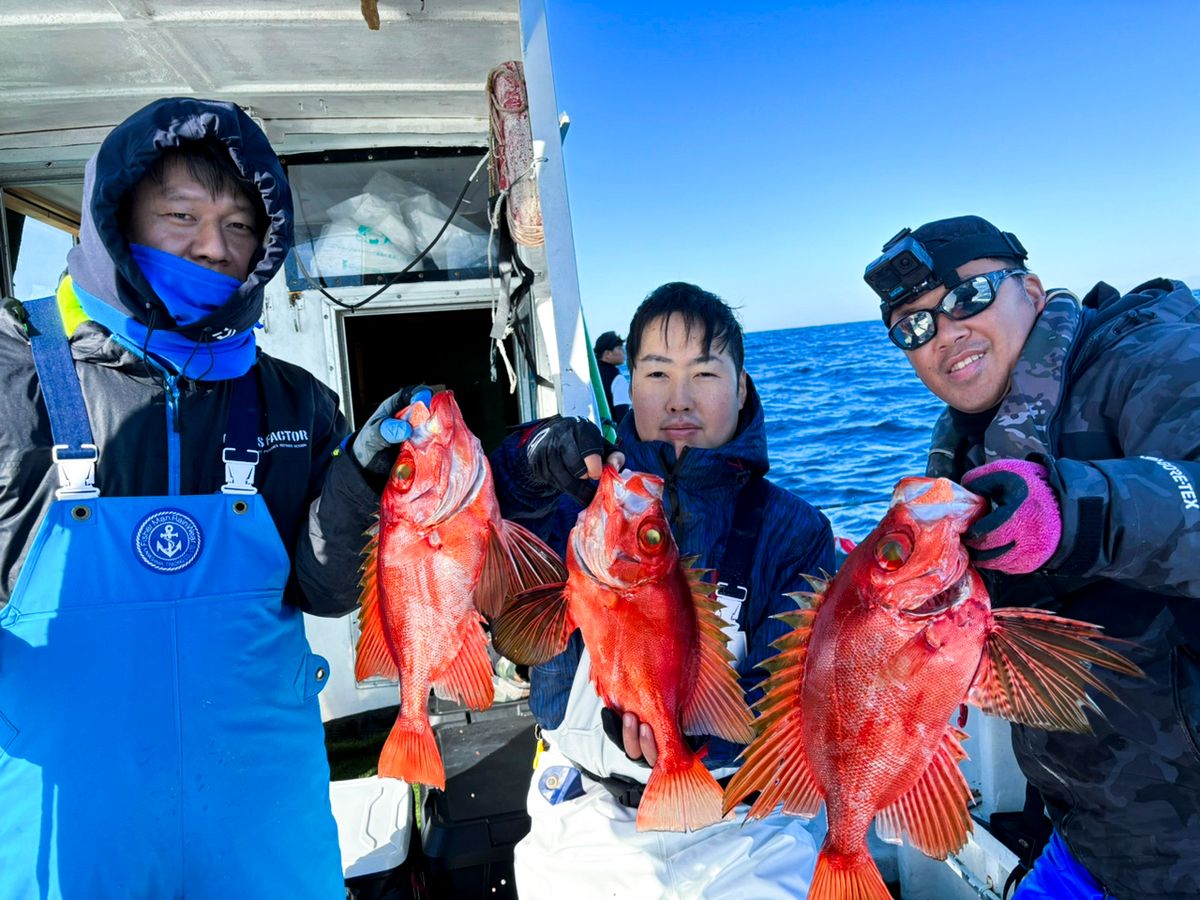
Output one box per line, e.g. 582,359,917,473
928,280,1200,898
0,98,376,617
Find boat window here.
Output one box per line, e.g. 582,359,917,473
283,149,492,291
4,211,76,300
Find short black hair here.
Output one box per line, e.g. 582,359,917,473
626,282,744,372
125,139,267,237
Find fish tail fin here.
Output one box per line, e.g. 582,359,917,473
723,592,825,819
355,522,399,682
378,717,445,790
635,753,727,833
968,607,1145,733
679,561,754,744
491,583,572,666
808,849,892,900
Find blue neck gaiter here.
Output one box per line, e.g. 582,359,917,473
75,245,258,380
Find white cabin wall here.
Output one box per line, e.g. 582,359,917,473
259,273,339,395
520,0,596,421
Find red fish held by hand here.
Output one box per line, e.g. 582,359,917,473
493,466,755,832
723,477,1143,900
355,392,564,789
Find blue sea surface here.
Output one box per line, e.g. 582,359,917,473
746,320,944,541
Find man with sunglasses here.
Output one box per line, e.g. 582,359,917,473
864,215,1200,899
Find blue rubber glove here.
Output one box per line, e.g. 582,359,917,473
351,385,434,476
961,459,1063,574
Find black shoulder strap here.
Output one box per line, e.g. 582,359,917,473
719,474,769,595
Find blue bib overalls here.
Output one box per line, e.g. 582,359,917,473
0,298,343,899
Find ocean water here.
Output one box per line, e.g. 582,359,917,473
746,320,945,541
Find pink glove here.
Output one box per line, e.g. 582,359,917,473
960,459,1062,574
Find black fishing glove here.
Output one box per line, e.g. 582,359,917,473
351,384,435,477
521,415,615,505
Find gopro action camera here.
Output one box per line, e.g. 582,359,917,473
864,228,940,311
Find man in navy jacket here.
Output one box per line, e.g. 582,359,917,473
492,282,834,898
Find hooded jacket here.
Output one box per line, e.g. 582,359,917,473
491,380,834,758
927,279,1200,898
0,98,377,617
68,97,293,342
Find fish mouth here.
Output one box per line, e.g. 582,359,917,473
901,571,973,618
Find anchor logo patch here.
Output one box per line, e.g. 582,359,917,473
133,509,203,573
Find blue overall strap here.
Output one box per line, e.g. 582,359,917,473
221,368,261,495
23,296,100,499
23,296,97,458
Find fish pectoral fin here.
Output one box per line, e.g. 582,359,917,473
967,607,1145,734
491,583,572,666
500,519,568,593
681,566,754,745
721,605,823,820
473,522,512,620
432,614,495,711
355,529,400,682
875,725,972,859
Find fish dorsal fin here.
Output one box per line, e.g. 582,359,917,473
432,612,495,711
679,561,755,745
491,583,572,666
874,725,973,858
500,519,568,593
722,587,827,819
968,607,1145,733
355,521,400,682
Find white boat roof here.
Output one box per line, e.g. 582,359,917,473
1,0,522,211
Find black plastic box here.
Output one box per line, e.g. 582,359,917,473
419,700,537,899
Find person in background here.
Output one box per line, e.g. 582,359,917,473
0,96,423,899
593,329,631,428
863,215,1200,899
491,282,834,898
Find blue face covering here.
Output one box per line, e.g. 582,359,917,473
74,246,258,380
129,244,242,325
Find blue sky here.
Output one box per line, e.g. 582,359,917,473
544,0,1200,333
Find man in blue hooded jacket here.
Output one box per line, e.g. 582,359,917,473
490,282,834,898
0,98,414,899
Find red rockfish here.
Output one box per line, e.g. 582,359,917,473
356,392,564,789
723,477,1143,900
493,466,755,832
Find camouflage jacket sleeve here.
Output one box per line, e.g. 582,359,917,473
1047,323,1200,595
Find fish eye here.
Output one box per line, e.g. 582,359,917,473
393,455,416,488
637,521,666,553
874,534,912,571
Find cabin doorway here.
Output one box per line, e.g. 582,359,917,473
343,307,522,452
